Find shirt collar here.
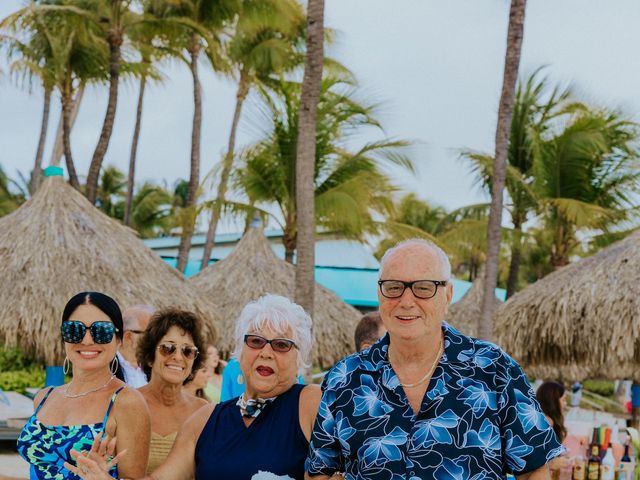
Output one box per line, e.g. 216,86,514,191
359,321,476,372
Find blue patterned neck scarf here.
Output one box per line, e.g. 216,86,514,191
236,394,276,418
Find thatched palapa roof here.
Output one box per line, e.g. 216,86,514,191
0,174,218,364
189,226,362,369
446,268,500,338
494,230,640,381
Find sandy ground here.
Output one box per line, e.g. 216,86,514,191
0,443,29,479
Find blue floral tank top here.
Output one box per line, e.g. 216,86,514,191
16,386,124,480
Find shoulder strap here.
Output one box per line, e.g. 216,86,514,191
101,386,126,425
34,387,54,414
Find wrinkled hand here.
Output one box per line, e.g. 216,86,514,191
63,432,126,479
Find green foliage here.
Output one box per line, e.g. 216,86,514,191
0,346,45,394
0,367,45,394
583,379,615,397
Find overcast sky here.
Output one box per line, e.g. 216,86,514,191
1,0,639,220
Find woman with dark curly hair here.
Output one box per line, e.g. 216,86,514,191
136,307,208,474
536,381,568,443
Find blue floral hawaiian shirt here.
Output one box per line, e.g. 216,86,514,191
306,322,564,479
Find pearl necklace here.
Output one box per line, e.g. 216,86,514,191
64,375,115,398
397,335,444,388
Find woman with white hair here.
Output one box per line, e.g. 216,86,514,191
66,294,323,480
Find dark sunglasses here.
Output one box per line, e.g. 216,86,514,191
244,334,298,353
61,320,119,344
157,342,199,360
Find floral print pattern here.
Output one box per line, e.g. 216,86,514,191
306,323,563,479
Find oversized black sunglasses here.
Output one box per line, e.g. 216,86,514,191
244,334,298,353
157,342,199,360
61,320,119,344
378,279,448,300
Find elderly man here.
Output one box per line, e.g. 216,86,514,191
116,304,154,387
306,240,563,479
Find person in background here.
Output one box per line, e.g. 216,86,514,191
17,291,149,479
202,345,224,403
353,311,386,351
536,381,568,443
306,239,563,479
184,357,214,401
117,305,154,387
136,308,208,474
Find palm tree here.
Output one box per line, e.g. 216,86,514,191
0,11,56,193
479,0,527,342
84,0,140,204
534,109,640,267
462,69,574,297
234,76,412,264
146,0,240,273
2,3,109,190
200,0,306,270
294,0,325,315
123,18,165,226
0,166,27,217
96,165,126,218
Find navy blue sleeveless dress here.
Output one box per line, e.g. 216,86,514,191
194,383,308,479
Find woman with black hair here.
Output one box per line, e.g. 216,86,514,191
536,381,568,443
16,291,150,479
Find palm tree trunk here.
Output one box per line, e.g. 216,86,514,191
61,83,80,190
86,30,122,204
200,73,250,270
32,87,52,193
505,219,523,299
283,227,296,264
478,0,526,341
294,0,325,317
124,75,147,226
50,83,85,167
176,39,202,273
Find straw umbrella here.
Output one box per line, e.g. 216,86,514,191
0,172,218,365
446,267,501,338
493,230,640,382
189,226,362,369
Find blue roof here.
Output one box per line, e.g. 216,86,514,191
165,258,506,308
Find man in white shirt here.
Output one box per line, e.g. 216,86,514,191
116,305,154,387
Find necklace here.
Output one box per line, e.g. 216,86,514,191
397,334,444,388
64,375,115,398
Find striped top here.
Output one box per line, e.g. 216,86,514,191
147,431,177,474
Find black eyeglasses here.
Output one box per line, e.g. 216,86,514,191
378,279,448,299
157,342,199,360
244,334,298,353
61,320,119,344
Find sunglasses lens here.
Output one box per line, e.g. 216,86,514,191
182,346,198,360
271,339,294,352
245,335,268,349
90,322,116,344
158,343,177,356
61,321,86,344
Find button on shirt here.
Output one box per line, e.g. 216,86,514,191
306,323,564,479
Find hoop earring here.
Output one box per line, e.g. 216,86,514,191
110,355,119,376
63,356,70,375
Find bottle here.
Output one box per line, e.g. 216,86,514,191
587,429,602,480
573,454,587,480
618,443,634,480
601,443,615,480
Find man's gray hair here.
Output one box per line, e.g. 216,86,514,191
233,294,313,374
380,239,452,280
122,305,155,331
